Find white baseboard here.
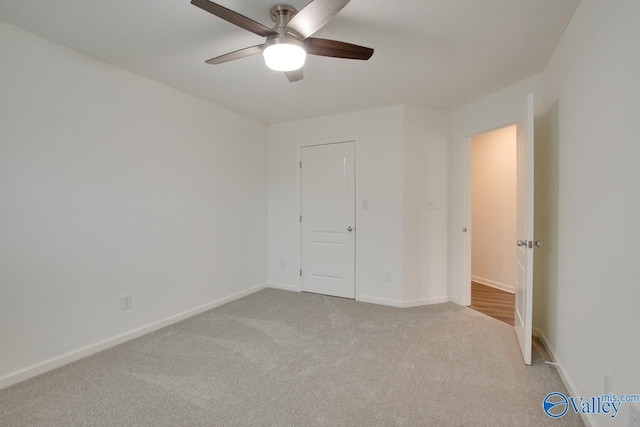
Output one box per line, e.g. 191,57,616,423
357,295,404,307
0,282,268,391
402,296,451,308
449,295,465,306
267,282,300,292
268,285,450,308
358,294,451,308
533,327,596,427
471,275,514,294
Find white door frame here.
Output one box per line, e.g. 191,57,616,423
297,139,360,300
458,93,535,366
461,122,519,307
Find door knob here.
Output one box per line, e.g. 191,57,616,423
347,226,353,232
535,240,543,247
517,240,527,247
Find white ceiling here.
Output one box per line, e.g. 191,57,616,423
0,0,579,124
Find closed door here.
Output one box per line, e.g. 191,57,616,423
515,93,535,365
300,142,355,299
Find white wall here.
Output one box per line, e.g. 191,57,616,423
267,105,451,307
0,22,267,385
6,1,638,421
403,106,450,305
537,1,640,425
470,125,517,293
450,1,640,425
267,106,406,304
532,100,560,346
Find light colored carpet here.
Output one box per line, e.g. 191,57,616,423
0,289,583,426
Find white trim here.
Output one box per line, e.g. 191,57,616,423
299,140,358,300
358,295,451,308
534,328,596,427
354,138,361,303
402,296,451,308
357,295,404,308
449,296,464,306
267,282,300,292
0,282,268,391
471,275,515,294
463,135,472,307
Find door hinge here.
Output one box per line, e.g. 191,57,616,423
299,161,302,168
300,215,302,223
300,269,302,277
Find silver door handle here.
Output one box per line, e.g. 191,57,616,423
535,240,542,247
517,240,527,247
347,226,353,232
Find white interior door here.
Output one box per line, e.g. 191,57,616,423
515,94,535,365
301,142,355,299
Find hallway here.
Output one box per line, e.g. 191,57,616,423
469,281,515,326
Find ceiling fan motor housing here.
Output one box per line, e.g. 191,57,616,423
270,5,298,30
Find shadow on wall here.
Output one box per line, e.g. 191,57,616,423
533,100,560,346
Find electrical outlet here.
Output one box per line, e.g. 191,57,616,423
384,271,392,282
361,199,369,209
280,262,286,270
630,403,640,427
604,370,613,394
121,294,131,311
428,198,437,209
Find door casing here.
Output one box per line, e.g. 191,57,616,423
298,139,359,299
460,94,535,365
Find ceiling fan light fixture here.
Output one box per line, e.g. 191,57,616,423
193,0,374,82
263,39,306,72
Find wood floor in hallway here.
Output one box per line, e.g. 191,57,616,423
469,281,515,326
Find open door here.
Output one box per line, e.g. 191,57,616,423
515,93,535,365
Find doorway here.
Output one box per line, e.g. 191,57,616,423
460,93,534,364
300,141,356,299
469,125,517,325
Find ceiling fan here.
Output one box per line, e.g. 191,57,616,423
191,0,374,82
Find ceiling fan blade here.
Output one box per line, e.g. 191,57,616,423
285,69,304,82
286,0,350,40
191,0,277,38
305,38,374,60
205,44,264,65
